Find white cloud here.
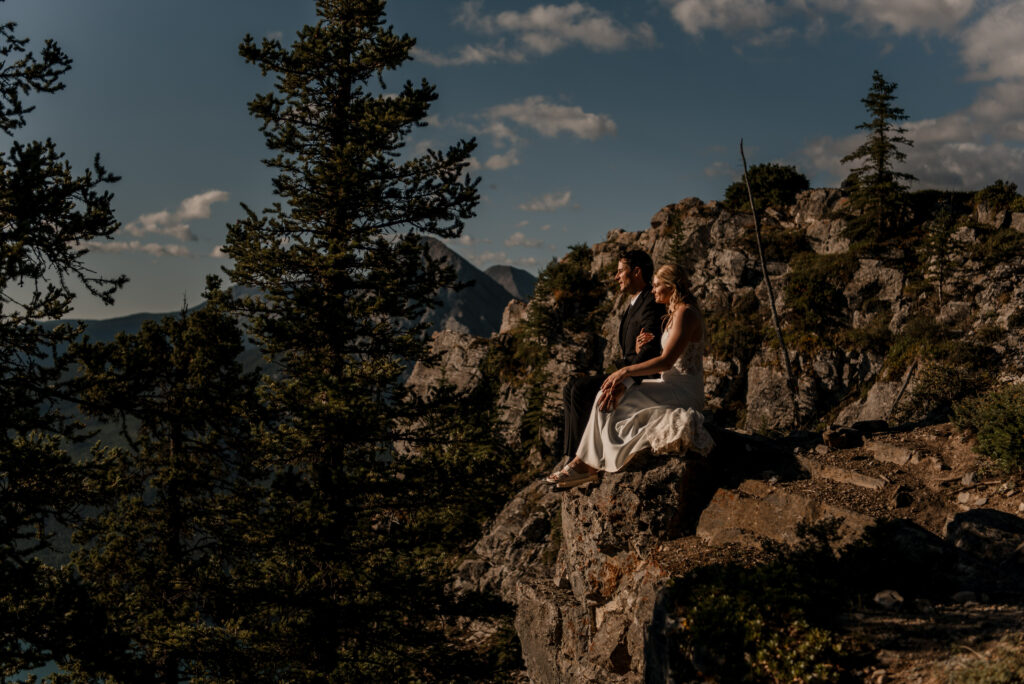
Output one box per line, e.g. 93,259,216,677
540,224,552,231
178,190,230,220
460,1,656,53
749,25,798,45
485,95,616,140
484,149,521,170
665,0,976,43
517,219,530,227
505,231,546,248
512,256,541,268
961,0,1024,80
419,1,655,65
519,190,572,211
475,250,509,263
88,240,194,257
814,0,977,35
703,160,735,177
413,41,526,66
123,190,229,242
210,245,228,258
666,0,777,36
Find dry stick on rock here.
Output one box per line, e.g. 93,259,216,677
740,139,799,425
887,358,918,421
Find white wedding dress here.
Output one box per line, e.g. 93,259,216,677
576,323,714,472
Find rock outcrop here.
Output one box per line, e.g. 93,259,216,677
459,450,719,683
433,188,1024,680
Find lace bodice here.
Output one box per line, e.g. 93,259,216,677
661,319,704,378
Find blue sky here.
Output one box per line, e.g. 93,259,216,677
7,0,1024,319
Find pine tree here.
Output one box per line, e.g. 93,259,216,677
0,10,125,674
68,279,266,682
841,70,916,244
222,0,481,678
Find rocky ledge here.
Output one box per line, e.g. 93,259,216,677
454,422,1024,682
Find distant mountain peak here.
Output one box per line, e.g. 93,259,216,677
485,264,537,302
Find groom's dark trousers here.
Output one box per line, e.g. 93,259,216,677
562,287,666,459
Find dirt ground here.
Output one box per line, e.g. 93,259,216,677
652,422,1024,683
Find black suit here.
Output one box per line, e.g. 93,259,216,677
561,287,666,458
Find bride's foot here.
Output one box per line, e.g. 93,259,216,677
544,458,599,489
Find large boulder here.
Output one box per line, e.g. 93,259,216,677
513,451,718,683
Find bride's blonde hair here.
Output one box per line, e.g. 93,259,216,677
654,264,697,320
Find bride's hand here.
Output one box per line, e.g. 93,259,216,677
601,368,627,392
634,327,654,354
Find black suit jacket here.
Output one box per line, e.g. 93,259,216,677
616,288,666,379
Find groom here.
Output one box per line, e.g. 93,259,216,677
561,249,665,463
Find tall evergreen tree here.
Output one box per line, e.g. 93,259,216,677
841,70,916,244
67,280,266,682
0,10,125,674
222,0,482,678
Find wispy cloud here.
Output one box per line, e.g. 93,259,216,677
88,240,194,257
123,190,229,242
504,231,547,248
519,190,572,211
484,148,521,170
512,256,541,268
665,0,776,36
484,95,616,140
802,0,977,36
664,0,978,43
414,1,655,66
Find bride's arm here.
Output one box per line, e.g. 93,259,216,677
602,306,700,389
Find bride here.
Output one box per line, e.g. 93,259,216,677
546,263,714,489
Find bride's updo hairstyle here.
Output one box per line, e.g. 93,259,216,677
655,264,697,314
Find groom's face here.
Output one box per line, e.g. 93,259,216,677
615,259,643,295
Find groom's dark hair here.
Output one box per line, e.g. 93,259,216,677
620,249,654,286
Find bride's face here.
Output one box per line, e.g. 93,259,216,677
652,277,673,305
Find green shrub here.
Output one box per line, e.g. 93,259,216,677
973,179,1022,213
724,162,810,213
525,244,610,344
738,223,812,263
783,252,857,343
968,225,1024,265
707,290,765,362
665,523,849,682
948,638,1024,684
907,189,974,224
954,384,1024,473
841,308,891,355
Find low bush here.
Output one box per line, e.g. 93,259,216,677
783,252,858,344
707,290,765,363
954,384,1024,473
525,244,610,344
972,179,1023,214
723,162,810,214
665,523,849,682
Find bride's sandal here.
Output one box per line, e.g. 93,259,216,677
544,465,571,485
546,463,599,490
